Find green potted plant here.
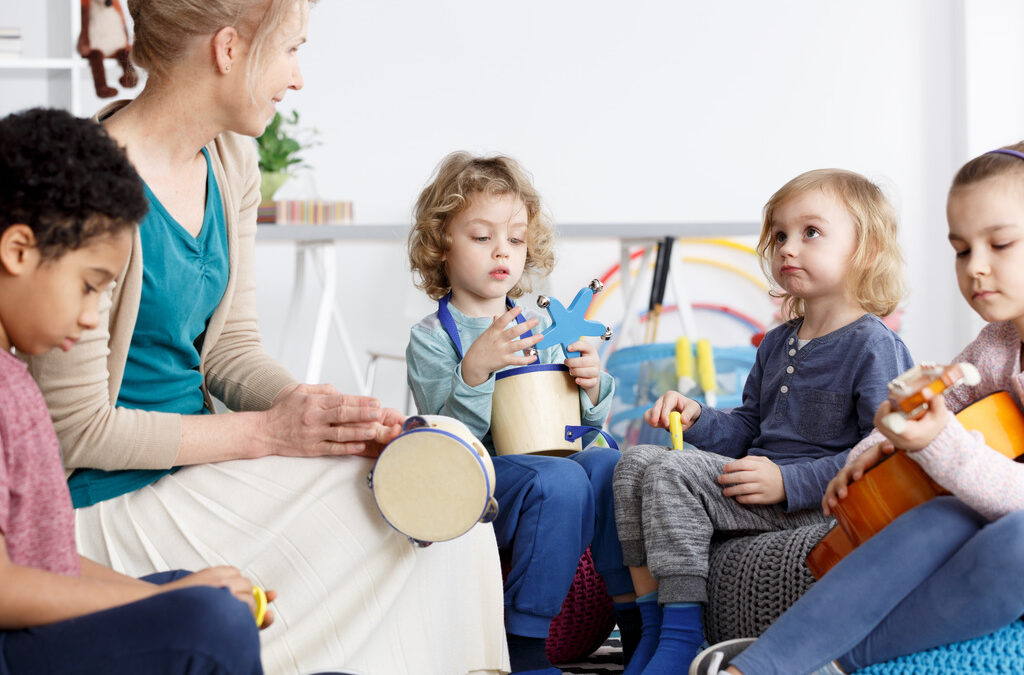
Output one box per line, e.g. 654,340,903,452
256,110,317,204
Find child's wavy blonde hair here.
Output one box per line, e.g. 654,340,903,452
950,140,1024,192
758,168,906,321
409,152,555,300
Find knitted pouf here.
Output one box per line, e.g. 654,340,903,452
545,547,616,664
856,621,1024,674
704,522,833,644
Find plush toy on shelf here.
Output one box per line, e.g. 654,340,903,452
77,0,138,99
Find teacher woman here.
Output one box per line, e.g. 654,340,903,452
26,1,508,673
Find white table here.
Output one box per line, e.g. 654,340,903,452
256,222,760,389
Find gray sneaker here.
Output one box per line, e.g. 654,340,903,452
688,637,756,675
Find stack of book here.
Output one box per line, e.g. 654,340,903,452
257,200,354,225
0,28,22,59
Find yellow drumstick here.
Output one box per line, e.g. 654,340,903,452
669,411,684,450
253,585,268,627
696,338,717,408
675,337,695,394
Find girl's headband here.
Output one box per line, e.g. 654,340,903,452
987,148,1024,161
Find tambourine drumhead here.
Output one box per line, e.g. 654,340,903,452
372,426,494,542
492,364,582,456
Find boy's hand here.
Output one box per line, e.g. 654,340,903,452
822,440,895,515
354,407,405,458
644,391,701,430
875,389,949,452
461,307,543,387
163,566,276,627
565,339,601,405
719,455,785,504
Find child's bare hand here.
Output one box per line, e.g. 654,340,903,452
565,339,601,405
644,391,701,430
875,389,950,452
719,455,785,504
461,307,542,386
354,407,406,458
823,440,895,515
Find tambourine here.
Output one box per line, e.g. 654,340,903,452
368,415,498,546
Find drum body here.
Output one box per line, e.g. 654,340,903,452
369,415,498,545
492,364,582,456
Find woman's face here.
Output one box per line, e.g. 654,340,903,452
229,0,309,137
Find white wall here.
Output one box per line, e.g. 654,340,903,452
4,0,1022,410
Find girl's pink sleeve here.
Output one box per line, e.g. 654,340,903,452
911,417,1024,520
846,429,888,466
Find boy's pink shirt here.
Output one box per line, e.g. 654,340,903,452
847,321,1024,521
0,350,79,575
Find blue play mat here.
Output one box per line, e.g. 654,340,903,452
856,621,1024,674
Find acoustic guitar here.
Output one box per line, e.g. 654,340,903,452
806,363,1024,579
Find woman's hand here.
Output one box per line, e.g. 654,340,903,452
875,389,950,452
644,391,701,431
719,455,785,505
162,566,277,628
822,440,896,516
461,307,543,387
565,339,601,405
260,383,388,457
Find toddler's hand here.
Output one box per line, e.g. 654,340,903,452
719,455,785,505
822,440,895,516
462,307,543,387
644,391,701,431
353,407,406,458
875,389,950,452
565,339,601,405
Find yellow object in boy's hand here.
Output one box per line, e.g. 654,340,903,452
669,411,684,450
253,585,268,627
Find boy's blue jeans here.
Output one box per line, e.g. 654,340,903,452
494,446,633,637
732,496,1024,674
0,570,262,675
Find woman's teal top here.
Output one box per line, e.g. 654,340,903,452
68,148,229,508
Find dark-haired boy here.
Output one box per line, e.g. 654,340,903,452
0,107,265,674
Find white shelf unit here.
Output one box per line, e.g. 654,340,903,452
0,0,143,118
0,0,83,116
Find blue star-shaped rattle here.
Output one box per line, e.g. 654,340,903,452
535,279,613,358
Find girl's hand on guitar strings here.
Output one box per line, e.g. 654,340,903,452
822,440,896,515
875,389,951,452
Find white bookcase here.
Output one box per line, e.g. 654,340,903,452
0,0,143,118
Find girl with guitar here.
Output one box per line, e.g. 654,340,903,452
695,145,1024,675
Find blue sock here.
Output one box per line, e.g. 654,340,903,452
623,591,661,675
506,633,556,674
642,603,704,675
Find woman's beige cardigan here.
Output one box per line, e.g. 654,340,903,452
27,101,296,475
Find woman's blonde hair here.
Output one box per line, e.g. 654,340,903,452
757,169,905,321
127,0,313,92
950,141,1024,193
409,152,556,300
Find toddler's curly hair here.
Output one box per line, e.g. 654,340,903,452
409,152,555,300
0,108,146,260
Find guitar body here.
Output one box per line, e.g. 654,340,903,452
807,391,1024,579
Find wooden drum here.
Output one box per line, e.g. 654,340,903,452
491,364,583,456
369,415,498,546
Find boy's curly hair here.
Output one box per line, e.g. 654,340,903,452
408,152,555,300
758,168,906,321
0,108,147,260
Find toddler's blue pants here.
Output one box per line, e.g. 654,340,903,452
732,496,1024,674
494,446,633,637
0,570,262,675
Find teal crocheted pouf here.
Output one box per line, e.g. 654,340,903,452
857,621,1024,674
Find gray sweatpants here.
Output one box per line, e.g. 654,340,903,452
613,445,830,604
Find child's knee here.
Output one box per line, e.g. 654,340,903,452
534,458,592,509
169,587,261,664
613,445,665,485
574,446,621,484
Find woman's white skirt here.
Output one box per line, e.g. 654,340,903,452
74,454,510,675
